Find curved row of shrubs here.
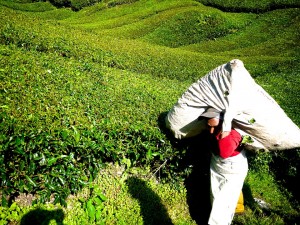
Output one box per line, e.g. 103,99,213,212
0,0,299,210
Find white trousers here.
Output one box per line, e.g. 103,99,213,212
208,150,248,225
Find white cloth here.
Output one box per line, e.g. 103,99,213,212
209,150,248,225
166,59,300,151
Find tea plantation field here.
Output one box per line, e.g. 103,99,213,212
0,0,299,224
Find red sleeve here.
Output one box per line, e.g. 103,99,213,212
217,130,242,159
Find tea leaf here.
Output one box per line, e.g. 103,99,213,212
25,175,37,187
87,199,95,221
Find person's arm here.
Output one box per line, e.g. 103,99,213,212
218,130,242,159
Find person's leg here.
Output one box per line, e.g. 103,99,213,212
208,152,248,225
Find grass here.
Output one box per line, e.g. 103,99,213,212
237,169,299,224
0,0,299,224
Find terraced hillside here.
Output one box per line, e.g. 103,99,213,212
0,0,299,224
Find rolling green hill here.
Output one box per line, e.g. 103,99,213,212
0,0,299,224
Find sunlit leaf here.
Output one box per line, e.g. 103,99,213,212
25,175,37,187
87,199,96,221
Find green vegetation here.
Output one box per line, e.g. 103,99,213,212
197,0,300,12
0,0,299,224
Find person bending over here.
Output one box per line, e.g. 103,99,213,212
199,108,248,225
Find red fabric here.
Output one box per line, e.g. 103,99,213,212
215,129,242,159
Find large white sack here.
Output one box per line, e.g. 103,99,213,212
166,59,300,151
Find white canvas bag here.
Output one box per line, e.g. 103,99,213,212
166,59,300,151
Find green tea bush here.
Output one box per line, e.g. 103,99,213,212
141,9,250,47
0,1,56,12
0,202,25,224
78,184,107,224
197,0,300,13
0,41,179,206
0,1,299,223
0,112,104,206
107,0,139,8
70,0,100,11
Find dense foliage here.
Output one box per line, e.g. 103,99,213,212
0,0,299,224
197,0,300,13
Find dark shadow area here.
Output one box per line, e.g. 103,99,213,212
157,111,180,147
157,111,212,224
183,133,212,225
242,183,256,210
126,177,173,225
268,149,300,224
269,149,300,204
20,208,65,225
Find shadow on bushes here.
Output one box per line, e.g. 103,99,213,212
20,208,64,225
269,150,300,203
126,177,173,225
157,111,212,224
242,183,256,210
183,134,212,225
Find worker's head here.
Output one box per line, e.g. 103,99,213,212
199,108,223,134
